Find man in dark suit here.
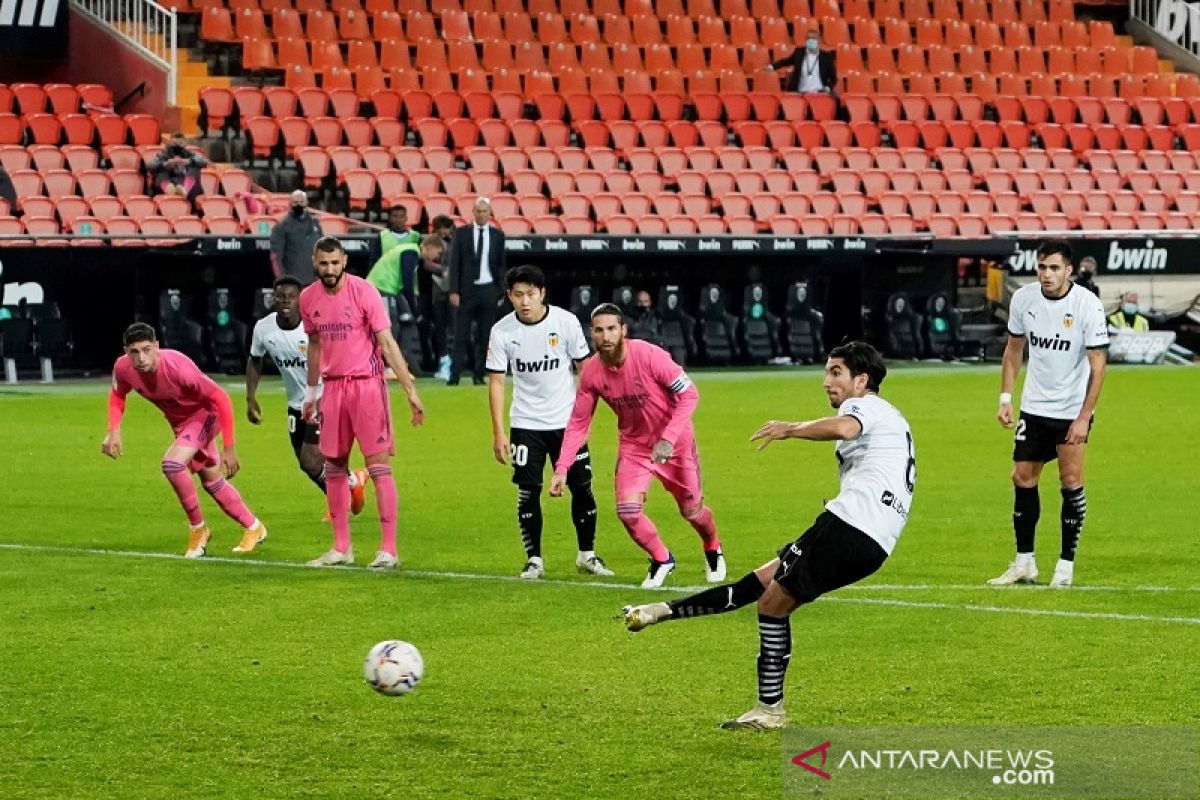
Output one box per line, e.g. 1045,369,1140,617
768,29,836,95
447,197,506,385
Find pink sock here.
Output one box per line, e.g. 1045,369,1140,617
369,464,398,556
162,460,204,526
325,462,352,553
686,505,721,552
201,476,257,529
616,502,670,562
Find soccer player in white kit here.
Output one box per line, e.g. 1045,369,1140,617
622,342,916,730
245,276,367,515
486,265,613,580
990,240,1108,589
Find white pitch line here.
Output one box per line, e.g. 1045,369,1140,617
1,542,1199,627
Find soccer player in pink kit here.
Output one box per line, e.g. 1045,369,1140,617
550,303,725,588
102,323,267,558
300,237,425,570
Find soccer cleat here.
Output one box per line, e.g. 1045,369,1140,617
987,559,1039,586
350,468,369,515
519,559,544,580
184,525,211,559
577,553,614,577
640,553,676,589
307,547,354,567
720,701,787,731
704,548,727,583
1049,559,1074,588
367,551,399,570
434,355,452,381
232,521,267,553
622,602,670,632
320,511,333,522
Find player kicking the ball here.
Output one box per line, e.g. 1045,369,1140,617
486,265,612,580
550,303,725,589
622,342,914,730
102,323,267,557
300,237,425,570
245,276,368,517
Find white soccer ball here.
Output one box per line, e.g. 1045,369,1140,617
363,640,424,696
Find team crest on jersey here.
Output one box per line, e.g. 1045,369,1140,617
548,332,559,348
298,343,307,353
1062,313,1074,329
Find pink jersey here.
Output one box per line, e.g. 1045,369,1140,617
111,349,221,429
556,339,699,473
299,274,391,379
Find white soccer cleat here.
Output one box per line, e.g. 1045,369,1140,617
987,558,1038,586
367,551,400,570
1049,559,1074,588
640,554,676,589
704,548,727,583
720,701,787,731
622,602,670,632
519,559,544,580
307,548,354,567
576,553,614,577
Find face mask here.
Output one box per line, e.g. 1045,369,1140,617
1122,303,1138,315
806,39,819,53
291,205,305,217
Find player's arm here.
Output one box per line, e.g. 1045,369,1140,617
485,326,510,464
751,415,861,449
652,351,698,464
1067,348,1108,445
245,354,264,424
549,376,599,497
998,333,1025,428
374,326,425,427
302,330,321,422
102,377,131,458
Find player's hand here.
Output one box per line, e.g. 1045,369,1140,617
493,433,510,465
548,473,566,497
407,391,425,426
448,292,461,308
750,420,794,450
998,403,1015,428
101,430,123,459
652,439,674,464
1065,416,1089,445
246,397,262,425
302,397,319,424
221,446,240,479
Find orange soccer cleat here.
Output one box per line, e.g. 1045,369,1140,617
350,467,369,515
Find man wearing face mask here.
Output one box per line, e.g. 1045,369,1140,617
1075,256,1101,297
1107,292,1150,332
628,289,662,344
270,190,324,285
767,29,837,95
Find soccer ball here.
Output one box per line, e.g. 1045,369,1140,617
363,640,424,696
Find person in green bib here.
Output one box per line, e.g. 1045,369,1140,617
366,208,437,314
1107,292,1150,332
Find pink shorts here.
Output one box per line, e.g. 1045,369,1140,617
319,376,393,459
172,411,219,473
614,439,703,508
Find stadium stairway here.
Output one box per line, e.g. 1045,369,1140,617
113,20,227,136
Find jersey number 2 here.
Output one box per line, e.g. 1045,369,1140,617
1013,418,1027,442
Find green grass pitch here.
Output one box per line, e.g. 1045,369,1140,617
1,364,1197,799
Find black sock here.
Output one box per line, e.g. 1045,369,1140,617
667,572,765,619
305,465,326,494
1060,486,1086,561
568,480,598,552
517,485,542,559
1014,485,1039,553
756,614,791,706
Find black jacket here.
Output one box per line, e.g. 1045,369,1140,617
447,223,506,294
771,48,837,93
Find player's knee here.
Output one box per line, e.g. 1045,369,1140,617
565,476,592,495
615,499,644,527
161,459,187,477
680,501,703,520
517,484,542,503
299,451,324,479
1011,467,1037,488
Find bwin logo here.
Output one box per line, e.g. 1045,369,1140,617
514,355,560,373
0,0,62,27
276,356,306,368
1029,332,1072,352
1106,240,1167,272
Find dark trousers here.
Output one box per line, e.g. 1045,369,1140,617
451,283,501,380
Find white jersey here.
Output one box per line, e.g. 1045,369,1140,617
1007,282,1109,420
825,394,915,556
486,305,590,430
250,313,311,410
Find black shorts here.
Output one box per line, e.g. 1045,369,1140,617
1012,411,1092,464
773,511,888,605
287,407,321,458
510,427,591,487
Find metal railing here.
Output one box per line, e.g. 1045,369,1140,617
69,0,177,105
1131,0,1200,59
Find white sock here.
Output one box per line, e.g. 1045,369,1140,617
1015,552,1035,569
578,550,594,561
189,521,207,531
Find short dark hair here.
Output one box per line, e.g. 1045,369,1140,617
828,340,887,392
273,276,302,292
389,205,407,215
431,214,454,230
123,322,157,347
1036,240,1073,265
506,264,545,290
590,302,625,324
313,236,345,255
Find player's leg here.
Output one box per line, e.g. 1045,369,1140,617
1051,435,1089,588
183,412,264,552
989,412,1052,585
658,440,724,582
615,450,674,588
161,431,208,557
510,429,546,579
623,559,775,631
289,408,326,493
309,380,355,566
355,378,399,569
557,434,610,577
